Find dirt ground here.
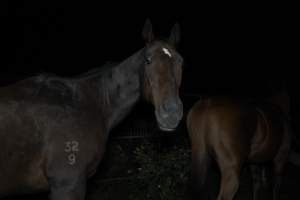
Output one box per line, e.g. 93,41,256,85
2,143,299,200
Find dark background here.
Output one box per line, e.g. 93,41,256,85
0,1,299,128
0,2,298,125
0,2,299,199
0,1,297,89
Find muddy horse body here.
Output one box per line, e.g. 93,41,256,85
0,20,183,200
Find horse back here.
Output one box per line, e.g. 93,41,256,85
187,97,256,156
187,97,290,163
0,74,76,103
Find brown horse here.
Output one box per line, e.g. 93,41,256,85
0,19,183,200
187,90,291,200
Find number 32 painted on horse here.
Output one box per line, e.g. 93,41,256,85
65,141,79,165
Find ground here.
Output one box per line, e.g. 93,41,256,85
2,138,299,200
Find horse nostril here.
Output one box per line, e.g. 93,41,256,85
162,100,182,117
163,101,177,113
157,100,183,130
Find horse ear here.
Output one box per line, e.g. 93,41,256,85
142,18,154,44
168,22,181,47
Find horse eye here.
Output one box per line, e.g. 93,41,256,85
145,57,152,65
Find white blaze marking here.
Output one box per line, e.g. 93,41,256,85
162,47,172,57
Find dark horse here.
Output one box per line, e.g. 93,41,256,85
187,90,291,200
0,19,183,200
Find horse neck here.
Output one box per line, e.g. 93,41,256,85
94,48,145,131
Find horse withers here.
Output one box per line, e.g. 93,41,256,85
0,19,183,200
187,91,291,200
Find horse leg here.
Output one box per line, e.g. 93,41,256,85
45,152,89,200
272,122,291,200
251,164,273,200
251,165,262,200
215,143,243,200
272,159,285,200
48,175,86,200
217,164,241,200
191,149,218,200
272,150,288,200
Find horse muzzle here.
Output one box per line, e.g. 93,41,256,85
155,100,183,132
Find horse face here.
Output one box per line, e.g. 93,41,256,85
142,20,183,131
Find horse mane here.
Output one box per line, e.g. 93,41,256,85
72,61,120,80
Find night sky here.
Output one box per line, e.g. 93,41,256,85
1,2,297,100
